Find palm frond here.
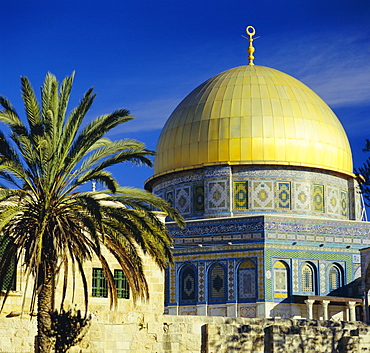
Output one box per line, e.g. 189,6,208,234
21,77,42,139
56,72,75,140
0,73,185,351
0,97,23,127
115,186,185,227
64,110,133,175
74,170,119,194
58,88,96,165
80,138,148,171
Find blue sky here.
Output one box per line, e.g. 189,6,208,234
1,0,369,189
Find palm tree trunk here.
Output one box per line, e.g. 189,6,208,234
36,261,54,353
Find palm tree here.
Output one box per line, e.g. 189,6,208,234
0,72,184,353
358,139,370,207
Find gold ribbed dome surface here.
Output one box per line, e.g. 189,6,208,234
154,65,353,177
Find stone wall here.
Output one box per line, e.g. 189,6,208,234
205,318,370,353
0,318,36,353
2,315,370,353
1,247,369,353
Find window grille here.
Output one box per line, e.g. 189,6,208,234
114,269,129,299
238,260,256,300
92,268,108,298
209,264,226,301
180,266,196,302
92,268,130,299
329,266,340,292
302,264,314,292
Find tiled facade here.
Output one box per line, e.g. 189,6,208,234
163,211,368,318
145,46,367,322
152,166,362,222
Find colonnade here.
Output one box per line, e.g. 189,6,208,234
304,299,359,321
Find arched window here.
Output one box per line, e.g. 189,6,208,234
301,263,315,293
328,264,342,292
273,260,289,299
208,263,227,302
180,265,197,303
238,260,256,301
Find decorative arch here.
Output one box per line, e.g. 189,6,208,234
273,260,289,299
237,260,256,301
208,262,227,303
301,262,317,294
179,264,197,303
328,263,343,292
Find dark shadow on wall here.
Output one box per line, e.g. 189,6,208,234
328,278,362,299
50,307,92,353
203,318,369,353
268,297,293,319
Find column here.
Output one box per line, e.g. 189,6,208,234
305,299,315,320
364,291,369,324
348,301,357,322
321,300,330,320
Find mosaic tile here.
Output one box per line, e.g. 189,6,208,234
294,182,311,211
233,166,348,188
239,305,256,318
313,184,324,212
166,190,174,207
198,261,205,302
265,250,353,296
180,265,197,301
153,170,203,193
169,213,370,241
327,186,339,215
252,181,274,209
228,260,235,301
204,166,231,178
320,263,326,293
238,262,256,300
353,254,360,263
193,184,204,213
257,255,264,299
292,259,299,292
341,191,348,217
175,186,191,214
153,164,353,220
277,182,291,209
273,261,288,297
209,263,227,300
169,266,176,304
234,181,248,209
262,215,370,238
207,180,228,210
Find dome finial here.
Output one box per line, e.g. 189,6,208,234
246,26,256,65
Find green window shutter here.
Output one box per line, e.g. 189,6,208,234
114,269,129,299
92,268,108,298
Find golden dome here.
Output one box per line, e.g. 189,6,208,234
154,65,353,177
